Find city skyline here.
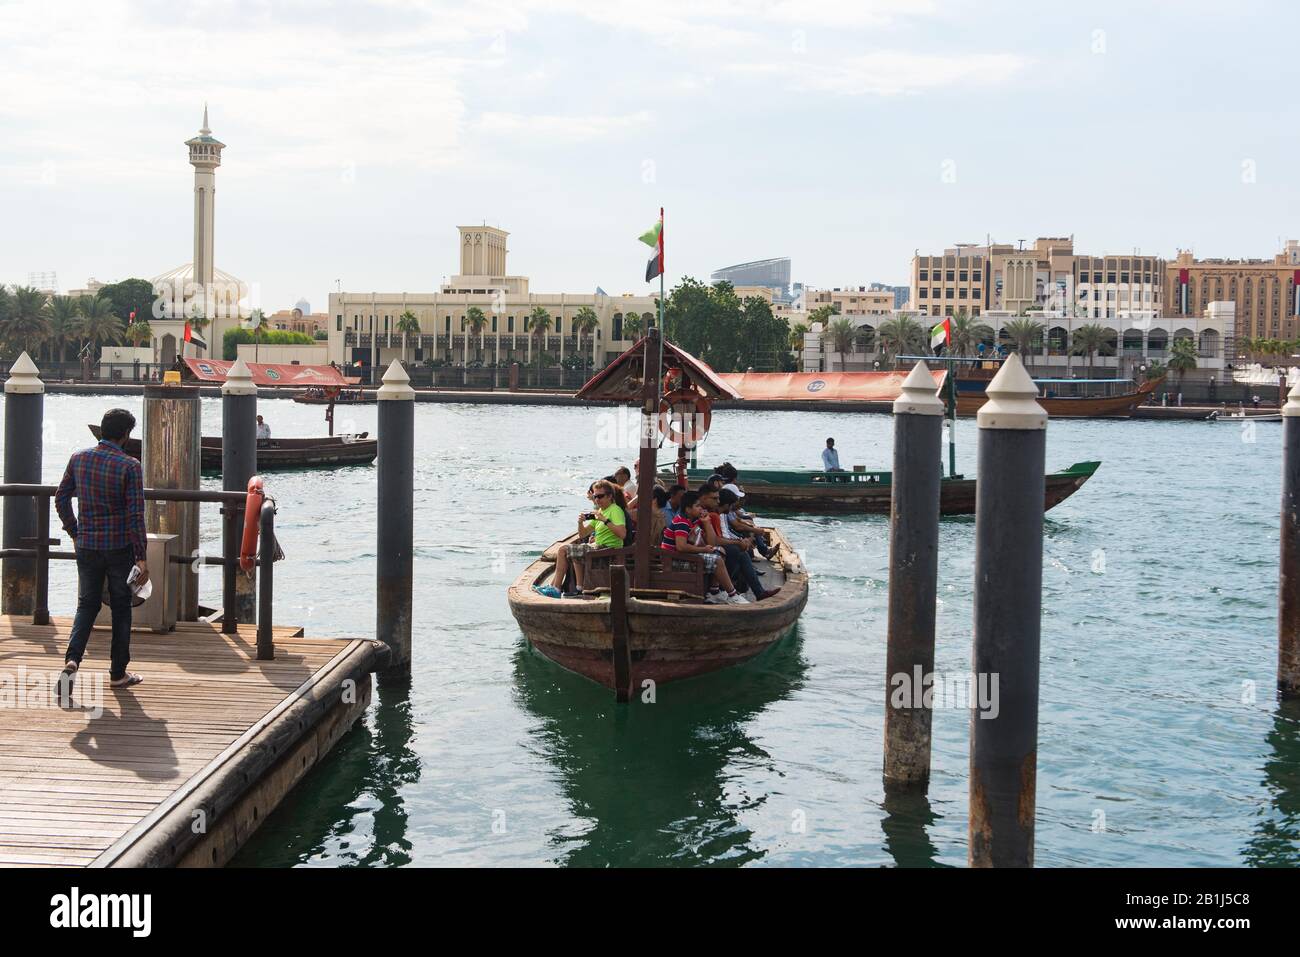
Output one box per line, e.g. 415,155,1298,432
2,1,1297,310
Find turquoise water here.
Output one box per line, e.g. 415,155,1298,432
9,395,1299,866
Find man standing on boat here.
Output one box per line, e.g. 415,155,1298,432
256,415,271,441
55,408,148,691
822,437,842,472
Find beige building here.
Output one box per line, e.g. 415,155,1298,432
910,237,1164,321
268,302,327,337
1166,241,1300,342
326,225,659,368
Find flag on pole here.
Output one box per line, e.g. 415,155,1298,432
183,322,193,343
930,317,951,350
639,211,664,282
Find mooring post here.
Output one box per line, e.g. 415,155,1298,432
1279,379,1300,696
2,353,44,616
257,500,276,660
968,353,1047,868
143,381,202,620
377,359,415,674
221,358,258,632
883,361,945,787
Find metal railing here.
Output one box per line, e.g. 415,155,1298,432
0,484,280,659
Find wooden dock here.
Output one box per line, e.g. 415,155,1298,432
0,614,386,867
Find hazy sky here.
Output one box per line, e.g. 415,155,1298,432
2,0,1297,311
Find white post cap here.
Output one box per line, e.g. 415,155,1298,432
1284,377,1300,417
5,351,44,394
221,356,257,396
977,352,1047,430
893,360,945,416
377,359,415,401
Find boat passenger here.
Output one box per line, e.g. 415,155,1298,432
614,465,634,501
660,491,747,604
662,484,685,525
721,485,771,558
256,415,271,441
709,489,779,600
822,438,842,472
547,479,628,597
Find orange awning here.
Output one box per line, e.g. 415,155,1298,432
182,358,357,387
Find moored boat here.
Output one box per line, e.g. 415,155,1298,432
956,369,1159,418
88,425,377,472
660,461,1100,516
293,386,374,405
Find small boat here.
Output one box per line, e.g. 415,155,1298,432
88,425,377,472
509,526,808,691
954,357,1159,418
293,386,374,405
1205,408,1282,423
660,461,1099,516
507,329,809,699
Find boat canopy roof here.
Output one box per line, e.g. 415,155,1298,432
1032,378,1134,384
719,370,945,401
183,358,359,387
575,334,740,402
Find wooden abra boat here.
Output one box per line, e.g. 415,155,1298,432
88,425,377,473
508,526,808,691
293,386,374,405
954,358,1159,418
661,461,1100,516
507,329,809,699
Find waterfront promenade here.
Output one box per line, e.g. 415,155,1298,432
0,615,384,866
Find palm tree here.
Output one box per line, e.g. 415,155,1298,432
1169,337,1198,389
1070,323,1111,378
396,309,420,364
950,314,994,356
826,317,856,371
572,306,598,369
1003,317,1045,367
526,306,552,379
2,286,51,358
623,312,644,340
47,295,81,363
125,317,153,351
854,325,875,355
876,313,926,364
465,306,489,363
77,295,124,355
788,321,810,352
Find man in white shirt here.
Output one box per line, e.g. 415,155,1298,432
256,415,271,441
822,437,841,471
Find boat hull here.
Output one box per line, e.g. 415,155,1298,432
508,531,809,690
88,426,377,472
661,462,1099,516
955,377,1157,418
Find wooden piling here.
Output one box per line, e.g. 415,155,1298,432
376,359,415,675
1280,379,1300,696
1,353,44,617
969,353,1047,868
143,383,202,620
883,361,944,786
221,357,258,629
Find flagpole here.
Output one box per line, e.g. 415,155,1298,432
658,207,665,376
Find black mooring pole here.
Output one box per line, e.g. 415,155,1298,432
222,358,258,631
2,353,44,617
377,359,415,675
1280,380,1300,697
969,352,1047,868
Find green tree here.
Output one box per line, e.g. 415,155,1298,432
826,317,856,371
222,328,314,360
788,321,810,352
526,305,552,376
47,295,82,362
808,303,840,327
396,308,421,364
572,305,599,368
950,313,994,356
876,313,925,364
465,306,489,363
1169,337,1198,388
2,286,51,359
1002,317,1045,366
125,317,153,350
737,294,791,371
97,278,157,326
1070,323,1112,378
77,294,125,354
623,311,644,339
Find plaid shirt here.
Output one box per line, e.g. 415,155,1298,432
55,440,148,560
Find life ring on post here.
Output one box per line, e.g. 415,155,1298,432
658,390,712,446
240,476,265,575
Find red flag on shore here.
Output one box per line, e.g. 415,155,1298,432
183,323,193,342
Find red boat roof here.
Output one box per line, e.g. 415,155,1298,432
575,335,740,402
182,358,358,387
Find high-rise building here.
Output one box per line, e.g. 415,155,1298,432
1166,242,1300,341
711,258,792,300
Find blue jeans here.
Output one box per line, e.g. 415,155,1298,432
723,543,765,597
64,546,134,680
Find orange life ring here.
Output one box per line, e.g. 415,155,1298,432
658,390,712,445
240,476,265,575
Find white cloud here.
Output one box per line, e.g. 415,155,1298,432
729,51,1032,96
476,111,653,140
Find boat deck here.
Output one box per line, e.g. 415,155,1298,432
0,615,383,867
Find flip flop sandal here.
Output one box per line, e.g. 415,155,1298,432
110,672,144,688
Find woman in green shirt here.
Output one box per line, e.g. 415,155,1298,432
545,480,627,596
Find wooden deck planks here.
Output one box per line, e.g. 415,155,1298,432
0,614,366,867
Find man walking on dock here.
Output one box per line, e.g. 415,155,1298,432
55,408,149,690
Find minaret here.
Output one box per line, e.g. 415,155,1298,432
185,104,224,302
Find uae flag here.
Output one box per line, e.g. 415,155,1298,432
639,209,664,281
930,317,951,350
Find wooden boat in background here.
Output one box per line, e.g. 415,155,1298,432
955,359,1159,418
88,425,377,472
662,461,1100,516
292,387,374,405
